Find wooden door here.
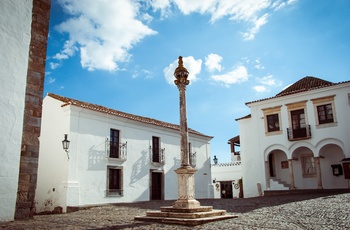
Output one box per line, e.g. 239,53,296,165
291,109,306,138
151,171,162,200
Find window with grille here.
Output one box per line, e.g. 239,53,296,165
107,167,123,196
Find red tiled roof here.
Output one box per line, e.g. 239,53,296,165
246,76,350,105
47,93,213,139
275,76,333,97
235,114,251,121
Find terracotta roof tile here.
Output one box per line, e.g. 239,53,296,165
275,76,333,97
47,93,213,139
246,76,350,105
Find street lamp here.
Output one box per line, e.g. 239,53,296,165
213,155,218,164
62,134,70,159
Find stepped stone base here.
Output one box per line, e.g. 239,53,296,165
134,205,238,226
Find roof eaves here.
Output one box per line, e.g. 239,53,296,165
245,78,350,105
47,93,213,139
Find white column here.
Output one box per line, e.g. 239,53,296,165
315,157,323,189
288,159,296,190
265,161,270,189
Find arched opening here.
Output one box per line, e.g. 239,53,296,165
267,150,289,190
319,144,347,188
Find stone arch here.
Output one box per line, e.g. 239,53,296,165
264,144,288,161
315,138,346,189
315,138,345,156
264,144,289,190
289,141,315,158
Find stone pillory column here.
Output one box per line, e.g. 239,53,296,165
134,56,237,225
173,56,200,209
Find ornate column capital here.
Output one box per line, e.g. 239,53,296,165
174,56,189,90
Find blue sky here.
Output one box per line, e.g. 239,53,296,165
45,0,350,163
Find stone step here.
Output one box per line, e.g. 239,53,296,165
135,213,238,226
145,209,227,219
271,178,290,188
160,205,213,213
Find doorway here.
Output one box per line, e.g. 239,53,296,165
150,170,163,200
291,109,306,138
220,181,233,199
269,153,275,177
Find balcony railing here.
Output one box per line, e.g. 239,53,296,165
287,125,311,141
149,146,165,164
106,140,127,161
190,152,196,167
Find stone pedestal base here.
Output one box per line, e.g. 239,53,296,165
172,167,200,208
134,205,237,226
135,166,237,226
172,199,200,209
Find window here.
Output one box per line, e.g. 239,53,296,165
267,114,280,132
317,104,334,124
301,154,316,177
311,95,336,126
152,136,160,162
288,109,310,139
107,167,123,196
262,106,282,135
110,129,120,158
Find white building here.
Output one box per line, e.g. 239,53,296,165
210,136,242,199
237,76,350,198
35,93,213,213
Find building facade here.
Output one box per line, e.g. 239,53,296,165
237,77,350,198
211,136,242,199
35,93,213,213
0,0,50,221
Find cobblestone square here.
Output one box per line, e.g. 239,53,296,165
1,192,349,229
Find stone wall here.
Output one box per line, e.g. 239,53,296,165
15,0,51,220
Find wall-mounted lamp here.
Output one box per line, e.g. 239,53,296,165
62,134,70,159
213,155,218,165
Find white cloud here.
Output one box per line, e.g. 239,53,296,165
253,85,267,92
242,13,269,40
149,0,172,18
211,65,249,87
54,0,157,71
170,0,296,40
164,56,202,85
259,75,276,85
254,59,265,70
47,77,56,84
253,75,282,92
205,53,223,72
49,62,61,70
172,0,268,40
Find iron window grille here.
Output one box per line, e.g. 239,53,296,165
106,138,127,160
287,125,311,141
106,167,123,196
149,146,165,164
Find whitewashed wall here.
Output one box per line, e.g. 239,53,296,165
0,0,32,221
36,95,212,212
239,83,350,198
211,162,242,198
36,97,71,212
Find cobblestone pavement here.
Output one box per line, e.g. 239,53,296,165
1,192,349,229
